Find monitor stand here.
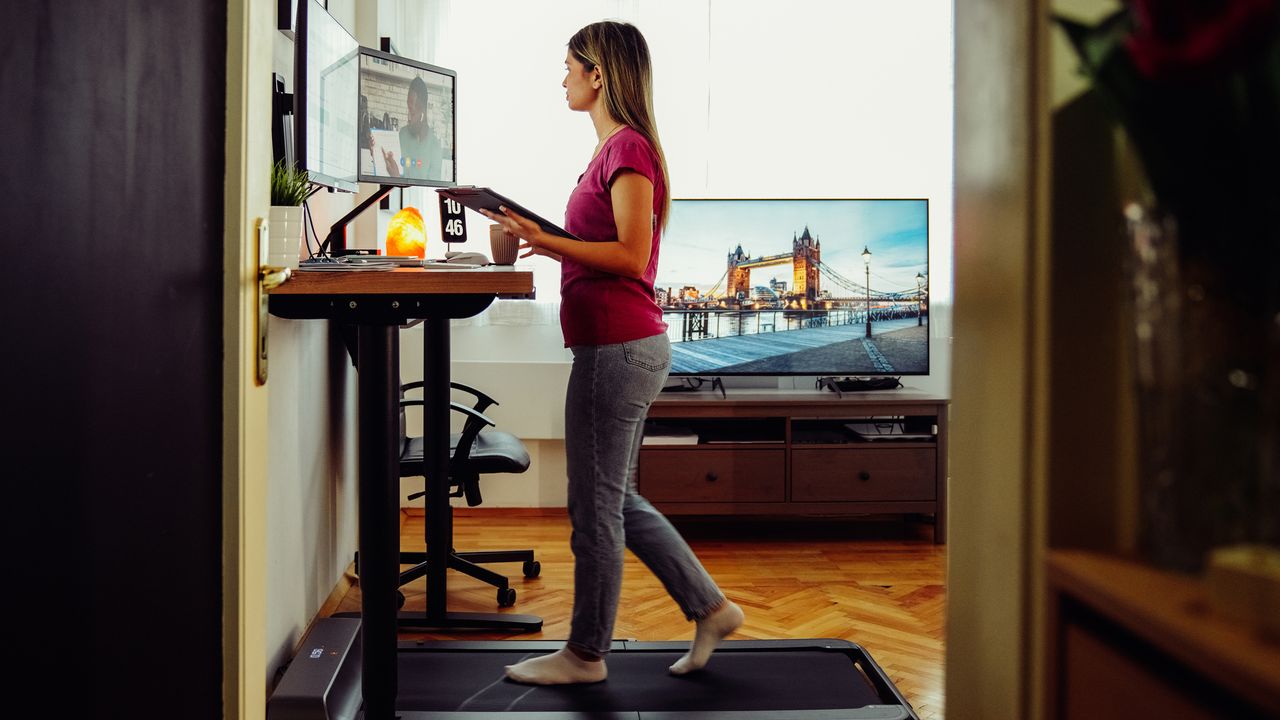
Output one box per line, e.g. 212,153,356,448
320,184,397,257
661,376,726,398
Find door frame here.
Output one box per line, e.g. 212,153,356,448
223,0,273,716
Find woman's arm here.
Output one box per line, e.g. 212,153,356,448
481,170,654,279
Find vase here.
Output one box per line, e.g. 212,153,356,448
1125,203,1280,574
268,205,304,269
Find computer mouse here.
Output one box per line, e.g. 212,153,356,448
445,251,490,265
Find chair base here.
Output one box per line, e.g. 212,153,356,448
354,547,540,609
395,549,538,589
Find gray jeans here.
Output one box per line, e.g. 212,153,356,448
565,333,725,656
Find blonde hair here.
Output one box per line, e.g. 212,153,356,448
569,21,670,230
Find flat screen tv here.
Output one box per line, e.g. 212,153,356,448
293,0,359,192
357,48,456,188
656,198,929,377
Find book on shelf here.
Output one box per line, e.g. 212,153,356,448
641,426,699,445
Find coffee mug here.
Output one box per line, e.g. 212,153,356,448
489,224,519,265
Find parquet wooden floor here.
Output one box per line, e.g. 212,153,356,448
330,509,946,720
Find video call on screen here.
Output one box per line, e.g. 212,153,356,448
359,55,455,184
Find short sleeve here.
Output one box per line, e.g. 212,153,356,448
601,136,660,189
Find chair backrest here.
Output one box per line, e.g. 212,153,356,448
397,380,531,507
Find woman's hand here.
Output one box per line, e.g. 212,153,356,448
518,240,562,261
382,148,402,177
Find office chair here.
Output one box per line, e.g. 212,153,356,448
394,380,540,608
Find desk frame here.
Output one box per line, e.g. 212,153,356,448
270,267,539,720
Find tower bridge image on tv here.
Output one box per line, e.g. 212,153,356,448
656,226,929,376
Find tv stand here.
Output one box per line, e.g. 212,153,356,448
638,388,949,542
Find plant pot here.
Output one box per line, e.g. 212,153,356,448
268,205,304,268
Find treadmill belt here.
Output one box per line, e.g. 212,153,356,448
397,649,883,713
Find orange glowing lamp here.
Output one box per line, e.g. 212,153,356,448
386,207,427,258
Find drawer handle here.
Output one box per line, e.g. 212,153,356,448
705,472,718,483
857,471,871,482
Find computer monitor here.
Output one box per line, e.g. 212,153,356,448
293,0,359,192
357,48,456,188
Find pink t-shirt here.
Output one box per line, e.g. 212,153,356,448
559,126,668,347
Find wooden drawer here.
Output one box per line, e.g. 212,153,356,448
639,448,785,503
1059,621,1220,720
791,448,935,502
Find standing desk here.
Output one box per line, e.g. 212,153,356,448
269,265,538,720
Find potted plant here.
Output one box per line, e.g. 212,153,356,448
268,159,310,268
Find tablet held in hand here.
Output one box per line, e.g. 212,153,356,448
436,187,582,240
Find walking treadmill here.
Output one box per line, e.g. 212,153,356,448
267,617,921,719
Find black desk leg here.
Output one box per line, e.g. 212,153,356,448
423,316,451,621
357,324,400,720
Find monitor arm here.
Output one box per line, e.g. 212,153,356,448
320,184,396,257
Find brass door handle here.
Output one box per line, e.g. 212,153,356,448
260,265,291,290
255,218,292,385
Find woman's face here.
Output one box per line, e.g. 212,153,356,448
562,53,599,112
406,91,424,124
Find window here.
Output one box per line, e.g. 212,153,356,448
397,0,953,308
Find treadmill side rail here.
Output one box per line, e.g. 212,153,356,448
268,617,363,720
640,710,910,720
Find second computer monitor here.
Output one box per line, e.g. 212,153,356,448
295,0,360,192
358,48,456,187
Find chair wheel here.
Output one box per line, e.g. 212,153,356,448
497,587,516,607
397,591,406,609
523,560,541,578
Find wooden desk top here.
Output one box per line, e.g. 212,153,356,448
269,265,533,296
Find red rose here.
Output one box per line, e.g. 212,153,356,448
1125,0,1279,79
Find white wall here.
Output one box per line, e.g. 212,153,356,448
264,0,363,684
389,0,956,507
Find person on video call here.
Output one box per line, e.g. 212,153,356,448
481,20,743,686
382,75,443,181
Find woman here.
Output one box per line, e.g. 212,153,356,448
383,76,443,181
482,21,743,685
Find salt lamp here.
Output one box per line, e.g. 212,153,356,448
386,207,426,258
